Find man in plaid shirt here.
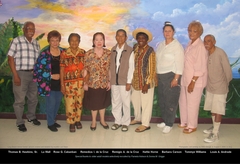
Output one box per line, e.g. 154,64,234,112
7,21,41,132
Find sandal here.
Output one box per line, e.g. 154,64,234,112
121,125,128,132
135,125,151,133
75,122,82,129
111,124,122,130
183,128,197,134
69,124,76,132
178,124,187,128
130,120,142,125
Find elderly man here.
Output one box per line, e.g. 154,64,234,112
203,34,232,143
8,21,41,132
110,29,134,132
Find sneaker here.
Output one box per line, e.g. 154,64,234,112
162,126,172,134
121,125,128,132
203,126,213,134
28,119,41,126
54,122,61,128
48,124,58,132
17,124,27,132
157,122,166,128
204,133,219,143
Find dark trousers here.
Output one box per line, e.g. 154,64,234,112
157,72,181,127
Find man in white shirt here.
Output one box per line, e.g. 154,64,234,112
109,29,134,132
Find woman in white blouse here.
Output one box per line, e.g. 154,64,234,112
155,21,184,134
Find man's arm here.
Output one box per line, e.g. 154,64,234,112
8,56,21,86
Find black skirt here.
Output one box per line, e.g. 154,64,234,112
83,87,111,110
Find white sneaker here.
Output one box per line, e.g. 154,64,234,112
203,126,213,134
157,122,166,128
204,133,219,143
162,126,172,134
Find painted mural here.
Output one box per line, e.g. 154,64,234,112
0,0,239,118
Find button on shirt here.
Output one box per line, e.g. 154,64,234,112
7,36,40,70
115,44,134,84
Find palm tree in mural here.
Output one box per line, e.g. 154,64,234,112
0,18,44,76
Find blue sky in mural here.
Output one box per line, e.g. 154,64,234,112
0,0,239,77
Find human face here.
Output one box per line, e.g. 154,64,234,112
49,37,60,49
163,26,174,40
137,34,148,48
94,34,104,48
188,26,201,43
204,35,216,52
69,35,80,50
23,22,35,41
116,31,127,47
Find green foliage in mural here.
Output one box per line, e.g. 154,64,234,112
0,18,23,76
0,18,45,76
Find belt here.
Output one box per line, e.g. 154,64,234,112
19,69,33,72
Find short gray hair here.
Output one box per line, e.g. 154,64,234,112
205,34,216,41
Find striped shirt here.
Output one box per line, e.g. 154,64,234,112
7,36,40,70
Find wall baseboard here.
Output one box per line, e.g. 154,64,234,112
1,112,240,124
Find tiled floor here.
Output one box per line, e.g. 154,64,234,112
0,118,240,149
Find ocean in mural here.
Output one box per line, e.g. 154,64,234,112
0,0,239,117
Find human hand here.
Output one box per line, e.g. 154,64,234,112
51,74,60,80
126,84,131,91
61,85,65,95
14,75,21,86
83,83,88,91
171,79,178,87
187,81,195,93
106,81,111,91
142,84,149,94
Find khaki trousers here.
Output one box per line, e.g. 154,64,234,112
131,87,154,127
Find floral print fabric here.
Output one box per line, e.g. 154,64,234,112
84,48,111,89
33,46,64,96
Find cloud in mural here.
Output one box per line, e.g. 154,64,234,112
0,0,239,65
11,0,139,48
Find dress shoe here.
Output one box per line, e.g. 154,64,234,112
75,122,82,129
69,124,76,132
54,122,61,128
100,122,109,129
48,124,58,132
90,124,96,131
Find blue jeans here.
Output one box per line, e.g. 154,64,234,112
45,91,63,126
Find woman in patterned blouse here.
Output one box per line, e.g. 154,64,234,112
83,32,111,131
33,30,64,132
60,33,86,133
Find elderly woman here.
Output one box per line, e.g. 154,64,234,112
60,33,86,133
33,30,64,132
178,21,208,134
155,21,184,134
130,28,157,132
83,32,111,131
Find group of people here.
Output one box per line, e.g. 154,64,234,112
155,21,232,144
7,20,232,144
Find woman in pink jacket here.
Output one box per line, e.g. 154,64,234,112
178,21,208,134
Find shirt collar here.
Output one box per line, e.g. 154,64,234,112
66,47,81,56
116,43,125,51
